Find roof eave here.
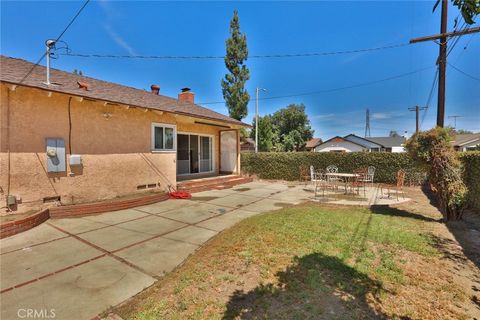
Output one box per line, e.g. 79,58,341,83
1,80,248,127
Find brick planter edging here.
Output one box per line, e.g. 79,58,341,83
0,209,50,239
0,192,170,239
49,192,170,218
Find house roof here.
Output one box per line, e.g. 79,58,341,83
318,134,406,150
366,136,406,148
316,136,367,149
0,55,248,127
452,133,480,146
305,138,323,148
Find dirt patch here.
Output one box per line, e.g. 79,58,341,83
393,187,480,319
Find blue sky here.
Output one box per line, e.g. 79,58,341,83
1,1,479,138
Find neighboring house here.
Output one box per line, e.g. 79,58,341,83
240,138,256,153
314,134,406,153
0,56,249,213
452,133,480,151
305,138,323,151
366,136,406,153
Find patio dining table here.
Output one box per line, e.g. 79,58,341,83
325,172,359,194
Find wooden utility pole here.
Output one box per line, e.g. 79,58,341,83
409,105,427,134
409,0,480,128
437,0,448,128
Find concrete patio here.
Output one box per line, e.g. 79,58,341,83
0,180,408,319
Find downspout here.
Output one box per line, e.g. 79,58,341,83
6,88,11,197
68,97,72,154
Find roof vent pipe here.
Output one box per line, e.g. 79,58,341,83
151,84,160,95
44,39,56,86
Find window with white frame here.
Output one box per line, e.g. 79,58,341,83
152,123,176,151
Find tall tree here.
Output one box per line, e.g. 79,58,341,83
221,10,250,121
250,116,274,152
389,130,400,137
271,104,314,151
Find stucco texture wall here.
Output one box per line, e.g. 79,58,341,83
0,84,231,213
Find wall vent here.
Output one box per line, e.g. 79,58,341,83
43,195,61,203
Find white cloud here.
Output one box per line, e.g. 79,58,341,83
104,24,136,56
312,113,335,120
371,112,390,120
98,0,136,56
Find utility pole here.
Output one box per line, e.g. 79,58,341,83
364,108,371,138
409,105,427,134
448,115,463,128
437,0,448,128
409,0,480,128
255,87,266,153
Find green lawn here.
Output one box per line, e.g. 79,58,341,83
115,203,469,319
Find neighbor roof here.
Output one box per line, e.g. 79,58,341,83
0,56,248,127
452,133,480,146
367,136,406,148
305,138,323,148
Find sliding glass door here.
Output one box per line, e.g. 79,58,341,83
177,133,213,175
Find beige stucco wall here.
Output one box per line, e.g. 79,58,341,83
0,83,240,213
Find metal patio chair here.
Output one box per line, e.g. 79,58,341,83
358,166,375,187
380,169,406,200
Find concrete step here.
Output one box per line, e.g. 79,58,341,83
177,176,253,193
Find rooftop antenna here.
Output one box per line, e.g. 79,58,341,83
44,39,56,85
364,108,371,137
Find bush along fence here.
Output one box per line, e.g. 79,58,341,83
459,151,480,210
241,152,480,209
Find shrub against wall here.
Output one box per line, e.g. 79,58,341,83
241,152,424,184
459,151,480,210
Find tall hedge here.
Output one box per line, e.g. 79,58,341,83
241,152,424,183
241,152,480,209
459,151,480,210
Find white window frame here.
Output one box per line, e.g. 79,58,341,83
151,123,177,152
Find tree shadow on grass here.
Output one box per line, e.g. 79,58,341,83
223,253,396,320
370,205,442,223
419,185,480,269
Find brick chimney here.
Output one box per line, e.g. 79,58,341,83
150,84,160,95
178,87,194,104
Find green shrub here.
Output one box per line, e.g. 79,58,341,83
459,151,480,210
241,152,424,184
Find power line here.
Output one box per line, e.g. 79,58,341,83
60,43,411,60
448,62,480,81
199,65,434,105
19,0,90,84
420,67,439,129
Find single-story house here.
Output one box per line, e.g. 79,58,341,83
0,56,249,213
452,133,480,151
305,138,323,151
240,138,256,153
314,134,406,153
